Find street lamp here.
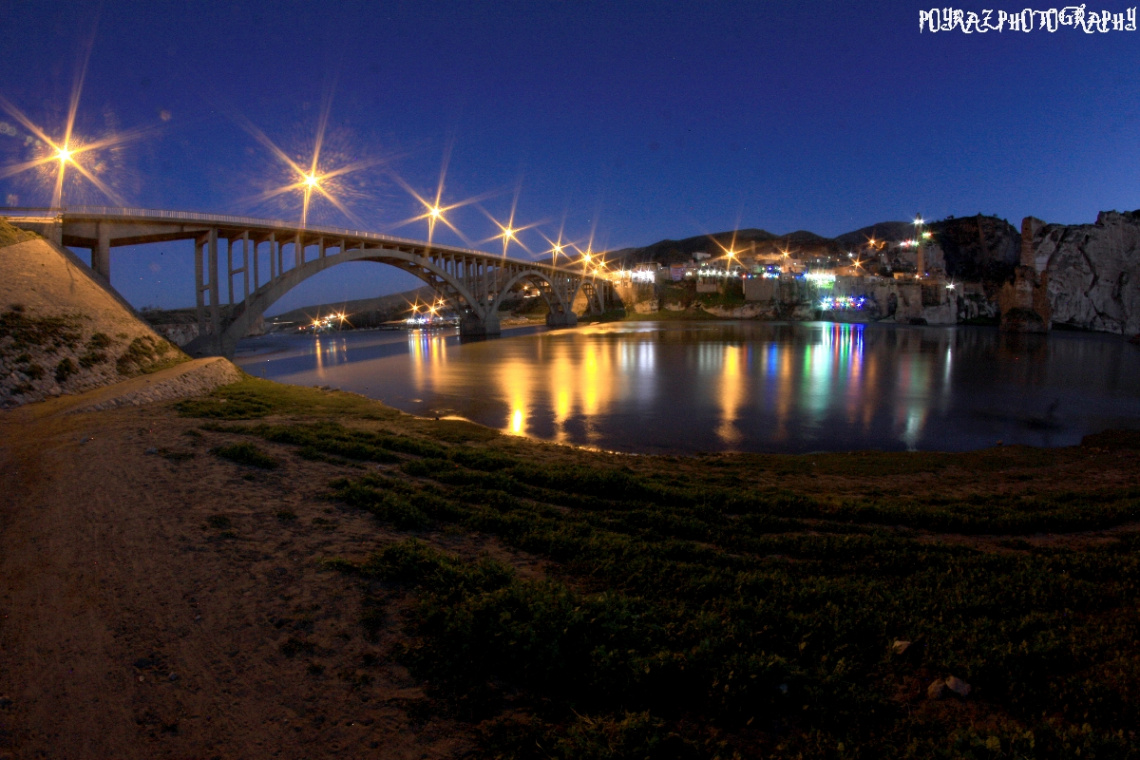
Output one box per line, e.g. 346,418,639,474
913,214,926,279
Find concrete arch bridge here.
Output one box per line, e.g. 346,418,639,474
4,207,617,358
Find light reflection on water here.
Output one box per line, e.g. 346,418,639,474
235,321,1140,454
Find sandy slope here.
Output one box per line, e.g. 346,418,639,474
0,400,475,759
0,237,185,407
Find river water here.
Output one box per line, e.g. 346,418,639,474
234,321,1140,455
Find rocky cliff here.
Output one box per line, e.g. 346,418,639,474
930,215,1020,283
1029,210,1140,336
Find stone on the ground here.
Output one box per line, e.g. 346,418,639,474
945,675,971,697
926,680,948,700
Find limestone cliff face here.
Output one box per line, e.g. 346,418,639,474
1032,211,1140,335
930,215,1020,283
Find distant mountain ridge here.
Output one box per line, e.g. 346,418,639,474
269,286,437,327
265,215,1021,324
611,215,1020,281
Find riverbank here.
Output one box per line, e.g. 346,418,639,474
2,376,1138,758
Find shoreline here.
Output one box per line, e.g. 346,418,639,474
2,376,1139,757
232,319,1139,458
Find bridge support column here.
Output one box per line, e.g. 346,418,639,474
45,220,63,246
208,228,220,343
242,232,250,302
459,312,501,339
546,310,578,328
194,237,205,334
91,221,111,281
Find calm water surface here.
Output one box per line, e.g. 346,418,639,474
235,321,1140,454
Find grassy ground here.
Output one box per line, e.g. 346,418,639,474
180,378,1140,759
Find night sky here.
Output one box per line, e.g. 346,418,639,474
2,1,1138,313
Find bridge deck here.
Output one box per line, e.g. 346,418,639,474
0,206,584,277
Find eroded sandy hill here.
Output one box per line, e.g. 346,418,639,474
0,223,212,407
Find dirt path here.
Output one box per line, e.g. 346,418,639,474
0,401,473,759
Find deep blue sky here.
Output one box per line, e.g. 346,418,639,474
2,1,1138,312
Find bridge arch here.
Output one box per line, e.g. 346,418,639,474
487,269,578,328
189,246,491,357
3,207,608,358
572,278,607,315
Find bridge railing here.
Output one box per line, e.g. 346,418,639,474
1,205,486,254
0,206,590,276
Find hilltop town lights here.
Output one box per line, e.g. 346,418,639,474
819,296,868,311
919,6,1137,33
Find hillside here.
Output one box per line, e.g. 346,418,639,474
610,228,780,266
612,215,1020,282
269,285,437,328
0,219,231,408
832,221,913,249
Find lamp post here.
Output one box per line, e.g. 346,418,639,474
913,214,925,280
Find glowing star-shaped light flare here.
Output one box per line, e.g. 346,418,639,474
481,210,540,257
0,38,142,208
477,181,546,257
490,219,536,257
539,227,575,267
388,176,495,247
0,94,143,208
235,101,381,228
388,141,502,247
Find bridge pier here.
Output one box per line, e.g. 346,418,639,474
545,310,578,328
2,208,610,361
184,330,236,360
91,221,111,281
459,312,501,338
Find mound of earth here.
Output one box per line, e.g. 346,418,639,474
0,228,202,408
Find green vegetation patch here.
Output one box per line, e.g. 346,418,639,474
697,284,747,308
78,349,107,368
211,441,279,469
0,307,85,358
333,525,1140,757
339,491,1140,758
176,377,398,420
116,335,185,376
174,378,1140,758
54,357,77,383
417,417,501,444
